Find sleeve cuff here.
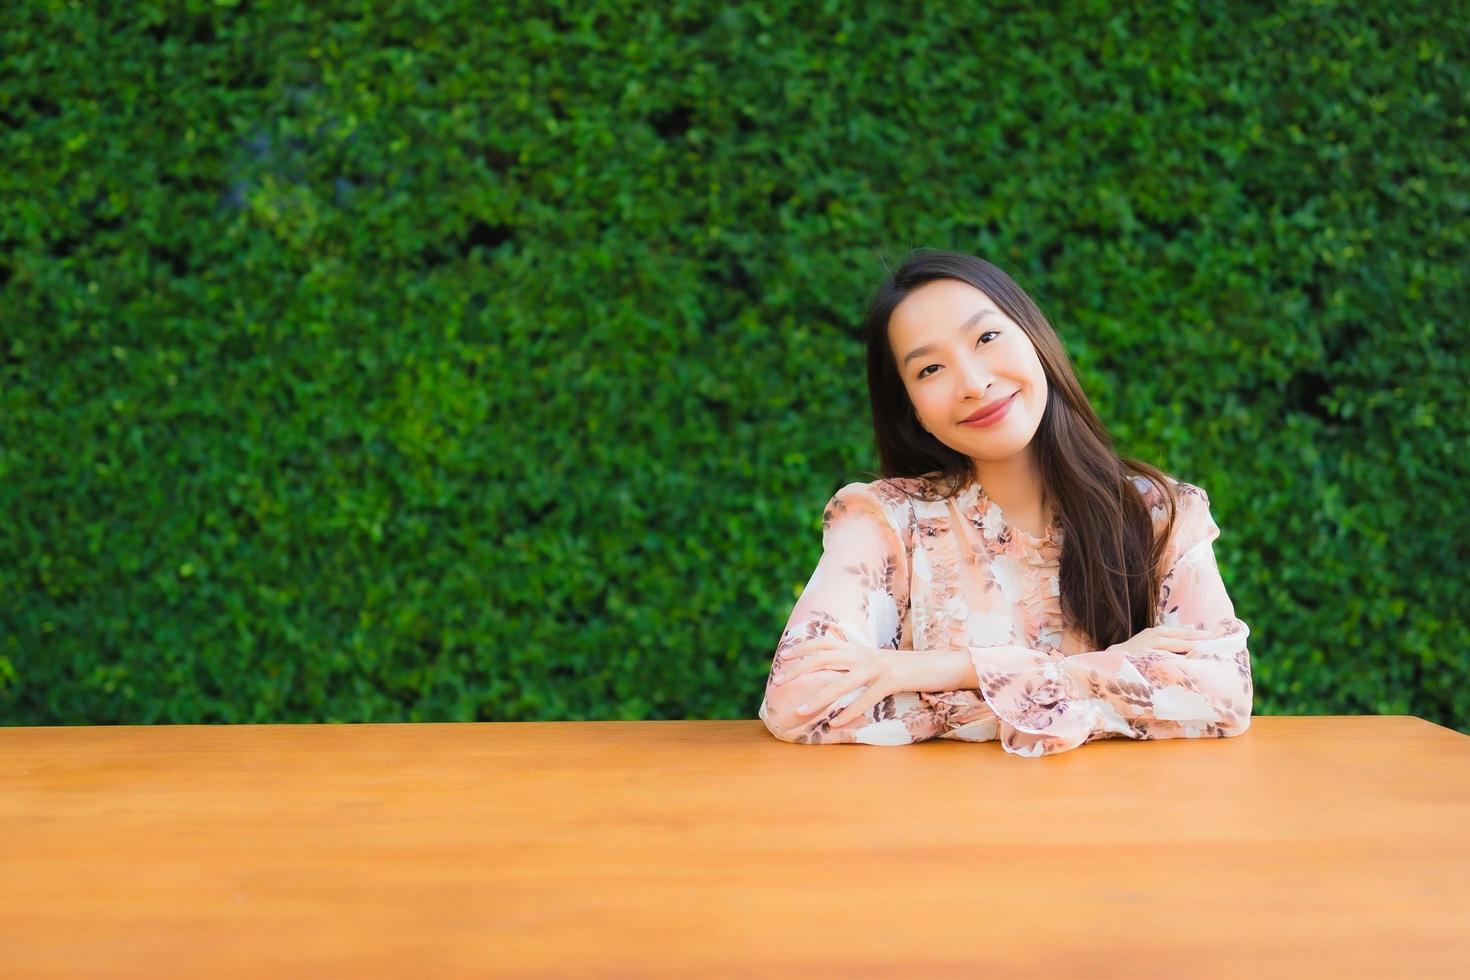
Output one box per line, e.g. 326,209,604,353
966,645,1103,756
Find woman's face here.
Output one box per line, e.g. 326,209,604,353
887,278,1048,464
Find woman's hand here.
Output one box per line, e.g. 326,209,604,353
770,637,916,728
1105,625,1211,657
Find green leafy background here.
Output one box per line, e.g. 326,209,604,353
3,1,1466,732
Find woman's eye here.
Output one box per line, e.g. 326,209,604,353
916,331,999,379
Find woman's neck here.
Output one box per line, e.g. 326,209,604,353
972,454,1052,536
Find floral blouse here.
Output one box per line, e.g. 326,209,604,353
758,473,1254,757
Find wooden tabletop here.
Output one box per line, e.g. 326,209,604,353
2,717,1467,978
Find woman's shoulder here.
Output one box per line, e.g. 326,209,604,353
1130,472,1210,514
821,474,936,539
872,473,941,503
827,473,940,505
1131,473,1219,561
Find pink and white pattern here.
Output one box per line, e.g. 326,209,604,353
759,473,1254,757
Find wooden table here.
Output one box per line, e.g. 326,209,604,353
2,717,1467,978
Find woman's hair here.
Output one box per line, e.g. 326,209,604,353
858,248,1182,652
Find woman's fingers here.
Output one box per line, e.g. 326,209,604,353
831,688,886,727
1141,627,1210,654
830,666,896,725
795,665,881,716
787,636,845,659
774,646,861,684
805,672,866,710
772,638,843,680
1149,637,1200,654
794,683,849,715
1111,627,1203,657
774,653,835,684
799,684,865,719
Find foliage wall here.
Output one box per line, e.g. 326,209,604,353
3,1,1466,732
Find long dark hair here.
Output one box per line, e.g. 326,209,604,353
859,248,1181,652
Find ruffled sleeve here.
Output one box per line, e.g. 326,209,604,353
963,485,1254,758
759,482,951,745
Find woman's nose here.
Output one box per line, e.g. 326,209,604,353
955,357,993,398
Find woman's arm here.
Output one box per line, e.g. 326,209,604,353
760,482,957,745
958,486,1254,758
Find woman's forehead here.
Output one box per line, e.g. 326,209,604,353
890,280,1007,350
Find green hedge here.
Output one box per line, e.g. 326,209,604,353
3,1,1466,732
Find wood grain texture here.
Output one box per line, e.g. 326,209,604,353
2,717,1467,978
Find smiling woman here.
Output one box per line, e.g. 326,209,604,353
758,249,1253,757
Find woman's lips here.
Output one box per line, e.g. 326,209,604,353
958,392,1017,428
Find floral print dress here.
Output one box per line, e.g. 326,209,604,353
758,473,1254,757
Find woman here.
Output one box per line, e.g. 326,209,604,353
759,249,1253,757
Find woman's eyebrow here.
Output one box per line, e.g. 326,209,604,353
902,308,1000,368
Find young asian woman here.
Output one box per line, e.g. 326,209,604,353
759,250,1253,758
